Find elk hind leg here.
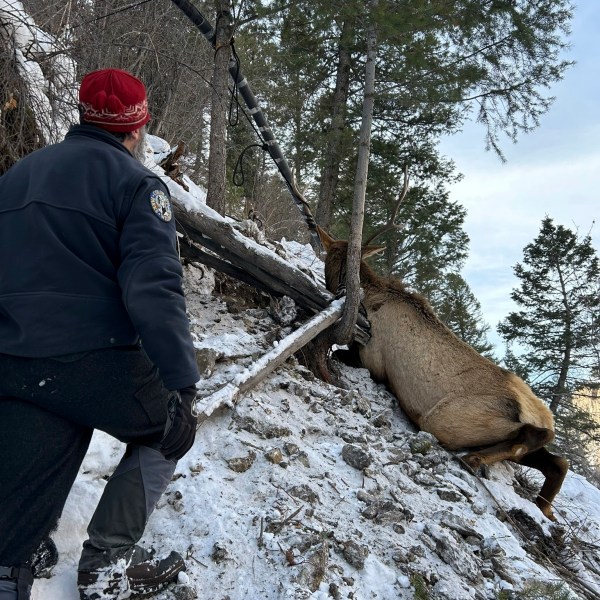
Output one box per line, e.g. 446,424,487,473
462,424,553,471
514,447,569,522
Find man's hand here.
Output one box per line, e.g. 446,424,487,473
160,386,197,461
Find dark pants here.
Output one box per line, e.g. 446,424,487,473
0,346,176,580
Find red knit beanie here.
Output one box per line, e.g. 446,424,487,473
79,68,151,132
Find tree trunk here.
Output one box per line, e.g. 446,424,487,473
550,262,573,412
206,1,233,215
292,69,303,184
332,2,378,345
316,18,353,230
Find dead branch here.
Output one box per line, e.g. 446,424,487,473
363,164,409,246
172,199,371,340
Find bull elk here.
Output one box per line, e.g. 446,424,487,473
318,226,568,521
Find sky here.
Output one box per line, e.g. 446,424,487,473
439,0,599,352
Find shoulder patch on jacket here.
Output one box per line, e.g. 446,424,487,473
149,189,172,222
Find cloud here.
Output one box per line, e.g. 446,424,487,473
442,147,599,354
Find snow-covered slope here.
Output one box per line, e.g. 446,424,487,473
32,248,600,600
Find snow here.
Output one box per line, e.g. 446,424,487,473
0,0,78,143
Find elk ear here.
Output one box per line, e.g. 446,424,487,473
362,245,385,259
317,225,336,252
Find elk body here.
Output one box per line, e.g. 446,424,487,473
319,228,569,521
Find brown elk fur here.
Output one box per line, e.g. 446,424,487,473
318,227,569,521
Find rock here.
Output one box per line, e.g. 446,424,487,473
384,448,409,464
341,540,368,570
480,537,504,559
342,444,372,470
436,488,465,502
353,396,371,417
442,472,477,498
490,556,514,584
295,534,323,553
409,432,437,455
235,415,291,439
328,582,341,599
424,523,481,584
309,401,323,413
167,490,184,513
296,452,310,468
471,501,487,515
210,542,228,564
168,584,198,599
226,451,256,473
437,510,483,540
270,295,297,326
289,484,319,504
264,447,283,464
338,430,368,444
410,438,433,456
408,545,425,559
392,523,406,534
194,347,219,376
372,413,392,428
284,442,299,456
360,498,408,526
356,490,376,504
414,472,439,487
340,391,356,406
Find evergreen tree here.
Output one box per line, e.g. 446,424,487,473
498,217,600,412
430,273,495,359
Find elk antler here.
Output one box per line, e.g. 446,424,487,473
363,164,409,246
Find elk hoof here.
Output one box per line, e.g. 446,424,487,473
536,497,557,522
462,453,490,478
462,453,483,470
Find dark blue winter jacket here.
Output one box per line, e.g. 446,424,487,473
0,124,200,390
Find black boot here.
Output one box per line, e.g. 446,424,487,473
77,550,185,599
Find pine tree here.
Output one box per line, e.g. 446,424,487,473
498,217,600,413
430,273,495,359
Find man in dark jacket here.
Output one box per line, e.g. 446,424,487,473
0,68,201,600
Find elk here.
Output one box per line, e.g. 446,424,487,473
318,226,569,521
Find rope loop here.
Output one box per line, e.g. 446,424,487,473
233,143,268,187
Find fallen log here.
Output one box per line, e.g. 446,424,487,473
194,298,345,420
172,200,371,343
175,203,329,313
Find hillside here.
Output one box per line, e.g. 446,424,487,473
32,238,600,600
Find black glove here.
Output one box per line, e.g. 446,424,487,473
160,385,197,461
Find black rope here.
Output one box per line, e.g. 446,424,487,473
170,0,321,249
233,143,268,187
228,41,241,127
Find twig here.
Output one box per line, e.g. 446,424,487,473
257,517,264,549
